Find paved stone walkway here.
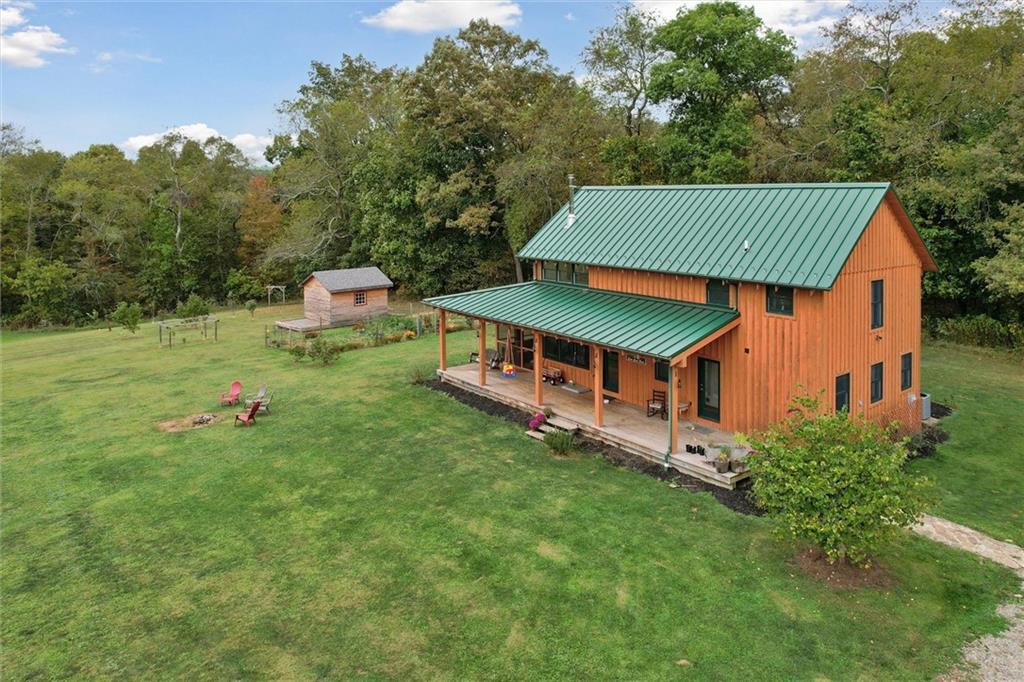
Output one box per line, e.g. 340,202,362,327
913,515,1024,575
915,515,1024,681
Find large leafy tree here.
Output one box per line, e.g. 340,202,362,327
648,1,795,183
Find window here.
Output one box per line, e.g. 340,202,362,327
706,280,730,307
540,262,588,285
354,291,367,306
901,352,913,391
654,360,669,383
870,362,884,403
871,279,884,329
766,286,794,316
573,264,588,286
542,337,589,369
835,373,850,412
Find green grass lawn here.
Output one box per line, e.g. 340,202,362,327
912,342,1024,545
1,308,1018,680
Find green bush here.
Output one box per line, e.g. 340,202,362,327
543,431,575,456
244,299,258,318
111,301,143,334
176,293,211,319
307,335,342,366
740,394,931,567
288,345,307,362
929,314,1024,351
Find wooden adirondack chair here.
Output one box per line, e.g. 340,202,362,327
220,380,242,406
244,384,267,407
255,392,273,414
234,400,260,427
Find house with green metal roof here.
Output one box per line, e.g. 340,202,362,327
424,183,936,488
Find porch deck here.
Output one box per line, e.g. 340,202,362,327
439,363,750,489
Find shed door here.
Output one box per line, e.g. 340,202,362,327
697,358,721,422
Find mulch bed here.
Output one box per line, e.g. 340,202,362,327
788,548,894,589
425,379,761,516
931,401,954,419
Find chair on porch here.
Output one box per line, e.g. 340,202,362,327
647,390,668,420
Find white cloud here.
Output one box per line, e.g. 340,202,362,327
88,49,162,73
565,12,576,22
362,0,522,33
633,1,848,46
121,123,272,166
0,1,74,68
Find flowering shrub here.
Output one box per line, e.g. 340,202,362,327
528,412,547,431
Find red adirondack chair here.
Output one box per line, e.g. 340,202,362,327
220,380,242,406
234,400,260,427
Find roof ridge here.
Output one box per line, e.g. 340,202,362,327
581,182,892,189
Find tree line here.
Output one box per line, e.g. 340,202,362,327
2,0,1021,328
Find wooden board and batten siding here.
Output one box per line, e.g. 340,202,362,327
301,267,393,326
582,193,924,434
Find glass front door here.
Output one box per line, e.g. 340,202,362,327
602,350,619,393
697,358,721,422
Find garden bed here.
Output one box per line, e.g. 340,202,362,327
426,379,760,516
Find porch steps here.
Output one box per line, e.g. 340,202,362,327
525,416,578,442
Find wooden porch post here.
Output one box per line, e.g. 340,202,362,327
593,347,603,427
534,332,544,406
478,319,487,386
670,364,680,455
438,310,447,371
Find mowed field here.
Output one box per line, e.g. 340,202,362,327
1,305,1019,680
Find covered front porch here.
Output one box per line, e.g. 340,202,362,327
425,281,748,488
438,362,748,488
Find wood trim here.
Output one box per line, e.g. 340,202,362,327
534,333,543,406
670,364,679,453
478,320,487,386
439,310,447,371
670,318,741,366
593,347,603,427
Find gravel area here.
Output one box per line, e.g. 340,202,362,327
939,587,1024,682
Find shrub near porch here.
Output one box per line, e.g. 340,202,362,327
0,307,1017,679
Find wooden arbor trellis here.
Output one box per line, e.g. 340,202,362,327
266,285,286,306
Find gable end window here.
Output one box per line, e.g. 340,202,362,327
835,373,851,413
870,362,884,403
706,280,730,307
871,280,884,329
654,360,669,383
542,337,590,370
901,353,913,391
766,286,794,316
354,291,367,306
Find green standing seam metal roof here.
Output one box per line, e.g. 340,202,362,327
518,183,909,290
424,281,739,361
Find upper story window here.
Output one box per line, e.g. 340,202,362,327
766,285,794,316
706,280,730,307
901,352,912,391
541,261,588,286
871,279,884,329
354,291,367,306
870,362,884,403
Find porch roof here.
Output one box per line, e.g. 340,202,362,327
424,281,739,361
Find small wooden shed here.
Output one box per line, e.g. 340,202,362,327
300,267,393,326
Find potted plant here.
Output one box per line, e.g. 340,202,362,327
714,451,730,473
728,448,748,473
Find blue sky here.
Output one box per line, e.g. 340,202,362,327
2,1,870,164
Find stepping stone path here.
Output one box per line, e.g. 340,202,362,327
916,515,1024,682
